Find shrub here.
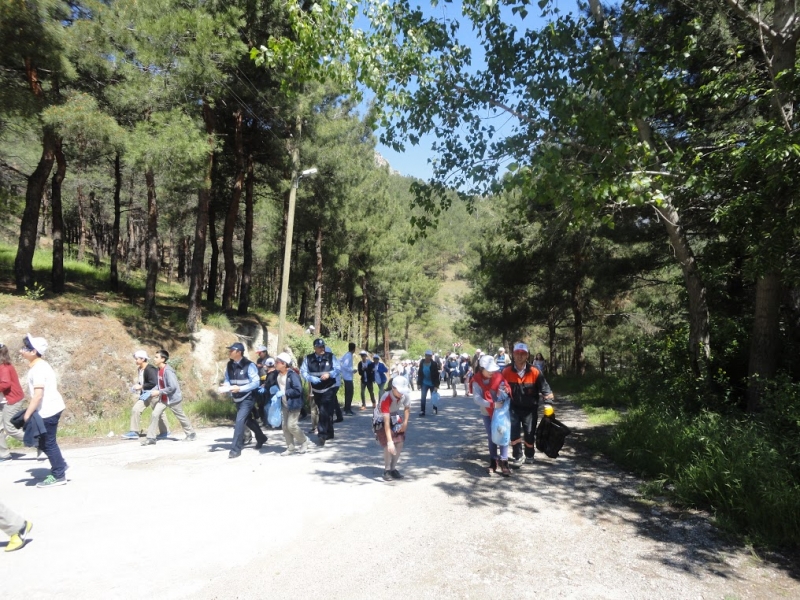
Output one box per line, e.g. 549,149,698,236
205,312,233,332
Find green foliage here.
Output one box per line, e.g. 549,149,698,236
608,401,800,547
287,333,312,362
204,312,233,332
23,282,45,301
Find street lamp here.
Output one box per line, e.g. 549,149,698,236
277,165,318,352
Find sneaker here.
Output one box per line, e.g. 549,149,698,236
36,475,66,488
255,437,267,450
183,432,196,442
390,469,404,480
228,450,241,459
5,521,32,552
140,438,156,446
524,456,535,464
280,448,295,456
314,436,326,447
297,441,309,454
120,431,139,440
382,470,393,481
418,411,426,417
344,410,355,416
433,406,438,415
360,405,367,410
156,431,170,440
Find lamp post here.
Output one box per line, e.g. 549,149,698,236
277,163,317,352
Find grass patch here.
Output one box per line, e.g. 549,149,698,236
186,397,237,422
607,404,800,547
205,312,233,331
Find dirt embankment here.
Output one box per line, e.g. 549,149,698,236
0,294,277,426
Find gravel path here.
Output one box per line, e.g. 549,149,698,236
2,391,798,599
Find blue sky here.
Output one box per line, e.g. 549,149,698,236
367,0,577,179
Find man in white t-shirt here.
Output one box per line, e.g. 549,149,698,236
20,334,67,488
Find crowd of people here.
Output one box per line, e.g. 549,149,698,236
0,332,555,551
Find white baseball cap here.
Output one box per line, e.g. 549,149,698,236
479,354,499,373
133,350,149,360
392,376,411,394
275,352,293,365
256,344,268,353
264,358,276,367
498,347,505,352
26,333,48,355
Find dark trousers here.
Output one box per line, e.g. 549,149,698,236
360,380,375,406
40,411,67,479
510,404,538,459
232,397,266,453
343,380,354,412
333,386,343,420
314,388,337,440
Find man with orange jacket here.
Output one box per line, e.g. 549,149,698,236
501,342,554,465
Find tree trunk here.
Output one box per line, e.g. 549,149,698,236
110,152,122,291
144,168,159,315
222,110,245,312
314,225,323,332
383,299,390,359
76,178,87,262
571,279,585,376
51,138,66,294
652,201,711,375
404,315,410,351
361,275,370,350
207,193,219,305
747,273,783,411
15,127,57,292
89,191,102,267
547,313,557,376
238,154,255,316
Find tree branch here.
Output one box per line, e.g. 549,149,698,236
722,0,780,41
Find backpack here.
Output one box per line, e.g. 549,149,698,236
535,415,571,458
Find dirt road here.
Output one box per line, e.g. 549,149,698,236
2,392,798,599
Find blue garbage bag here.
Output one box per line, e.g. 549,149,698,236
491,400,511,446
267,395,282,428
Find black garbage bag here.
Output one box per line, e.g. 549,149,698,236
535,415,571,458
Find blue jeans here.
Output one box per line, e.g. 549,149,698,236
232,396,265,453
420,384,437,413
40,411,67,479
482,415,508,461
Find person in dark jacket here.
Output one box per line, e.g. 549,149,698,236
300,338,341,447
502,342,554,465
274,352,308,455
122,350,169,440
417,350,441,417
357,350,375,409
221,342,267,458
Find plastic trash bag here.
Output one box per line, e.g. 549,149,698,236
491,400,511,446
431,390,440,406
267,395,282,428
535,415,571,458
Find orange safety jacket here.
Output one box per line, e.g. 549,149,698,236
501,363,552,410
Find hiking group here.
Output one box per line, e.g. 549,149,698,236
1,333,557,551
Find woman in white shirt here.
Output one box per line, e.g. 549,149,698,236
20,334,67,488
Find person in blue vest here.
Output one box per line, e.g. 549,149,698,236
222,342,267,458
300,338,341,447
